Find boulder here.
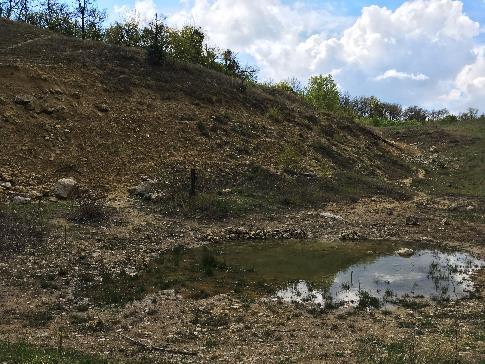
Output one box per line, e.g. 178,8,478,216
396,248,414,257
54,178,78,199
14,95,33,106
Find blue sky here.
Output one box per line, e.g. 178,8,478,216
99,0,485,112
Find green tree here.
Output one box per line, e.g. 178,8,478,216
169,25,205,64
144,14,168,64
104,18,142,47
304,74,340,112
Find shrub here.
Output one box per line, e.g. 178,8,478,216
68,202,112,224
358,290,381,309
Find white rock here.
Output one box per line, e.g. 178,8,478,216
320,212,344,220
396,248,414,257
0,181,11,189
54,178,78,199
12,196,31,204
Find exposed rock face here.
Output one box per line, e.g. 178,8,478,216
54,178,78,199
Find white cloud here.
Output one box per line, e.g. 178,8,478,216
375,69,429,81
114,0,158,24
441,46,485,111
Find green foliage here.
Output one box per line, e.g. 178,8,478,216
144,14,168,65
357,290,381,309
104,19,142,47
266,106,284,122
304,74,341,112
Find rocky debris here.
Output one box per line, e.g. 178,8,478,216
339,230,364,241
13,95,33,106
320,212,343,221
0,181,12,189
12,195,31,204
396,248,414,257
203,227,307,242
405,216,419,226
130,180,160,201
53,177,78,199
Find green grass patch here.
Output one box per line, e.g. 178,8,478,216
0,341,107,363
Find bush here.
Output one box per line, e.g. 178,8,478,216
358,290,381,309
68,202,112,224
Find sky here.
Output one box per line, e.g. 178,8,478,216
99,0,485,113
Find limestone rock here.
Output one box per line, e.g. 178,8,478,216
396,248,414,257
54,178,78,199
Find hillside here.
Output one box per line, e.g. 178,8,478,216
1,19,484,364
0,19,414,211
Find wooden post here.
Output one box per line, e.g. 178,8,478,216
190,168,197,196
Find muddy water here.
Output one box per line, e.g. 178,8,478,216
184,240,484,307
110,240,484,308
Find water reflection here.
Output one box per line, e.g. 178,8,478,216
276,250,484,307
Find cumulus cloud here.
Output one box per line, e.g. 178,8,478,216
375,69,429,81
441,46,485,110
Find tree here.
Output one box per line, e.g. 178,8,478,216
169,25,205,64
428,109,449,121
304,74,340,112
144,14,168,64
105,18,142,47
403,106,428,122
27,0,76,36
0,0,23,19
74,0,104,40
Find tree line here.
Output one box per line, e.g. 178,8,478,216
271,75,484,125
0,0,257,81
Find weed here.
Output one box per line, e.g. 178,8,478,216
200,247,226,275
266,106,283,122
358,291,381,309
68,202,113,225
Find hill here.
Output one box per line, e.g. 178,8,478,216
0,19,414,213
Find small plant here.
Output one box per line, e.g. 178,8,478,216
69,202,112,224
358,290,381,309
200,247,226,275
196,120,210,137
266,107,283,122
341,282,351,290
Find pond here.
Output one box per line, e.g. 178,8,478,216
87,239,485,307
